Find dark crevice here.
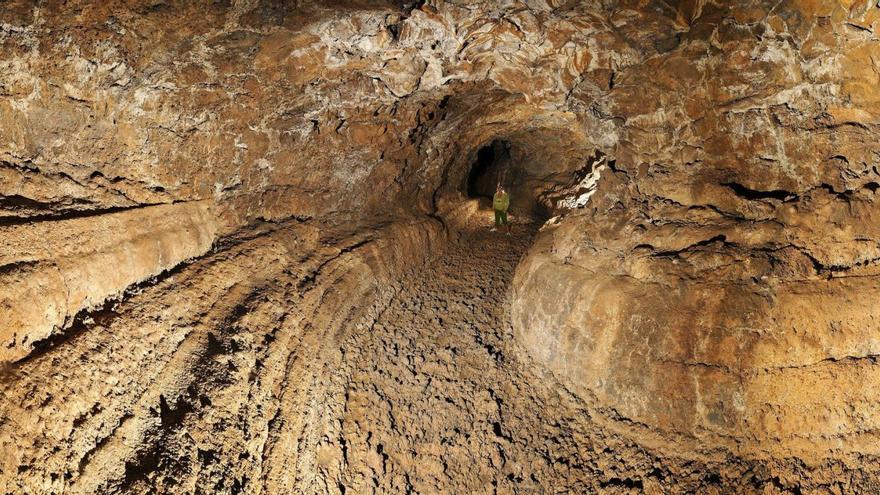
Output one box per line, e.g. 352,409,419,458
158,392,195,429
122,441,163,490
0,194,91,212
387,21,401,41
815,182,858,202
205,332,227,358
0,259,39,276
387,1,426,41
653,235,729,258
721,182,798,202
11,298,121,369
766,475,804,495
399,0,426,15
0,199,178,228
491,421,512,441
600,477,644,489
704,472,722,484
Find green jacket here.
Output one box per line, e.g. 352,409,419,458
493,191,510,211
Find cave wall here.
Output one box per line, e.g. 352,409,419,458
0,0,640,227
512,0,880,461
1,201,218,362
0,0,440,225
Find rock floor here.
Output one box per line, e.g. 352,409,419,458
312,222,654,494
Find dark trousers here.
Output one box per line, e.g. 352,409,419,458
494,210,508,227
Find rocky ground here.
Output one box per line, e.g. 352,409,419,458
296,217,815,495
320,221,585,493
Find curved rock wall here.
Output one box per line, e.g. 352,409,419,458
0,201,218,362
512,0,880,464
1,215,445,494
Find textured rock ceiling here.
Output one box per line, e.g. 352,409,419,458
3,0,880,492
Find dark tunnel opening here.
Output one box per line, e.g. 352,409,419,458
466,140,511,199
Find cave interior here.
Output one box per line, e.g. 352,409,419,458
2,0,880,494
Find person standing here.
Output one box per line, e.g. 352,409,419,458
493,184,511,234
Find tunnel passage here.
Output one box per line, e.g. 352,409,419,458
427,91,605,222
466,140,511,200
458,135,598,221
463,138,550,219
